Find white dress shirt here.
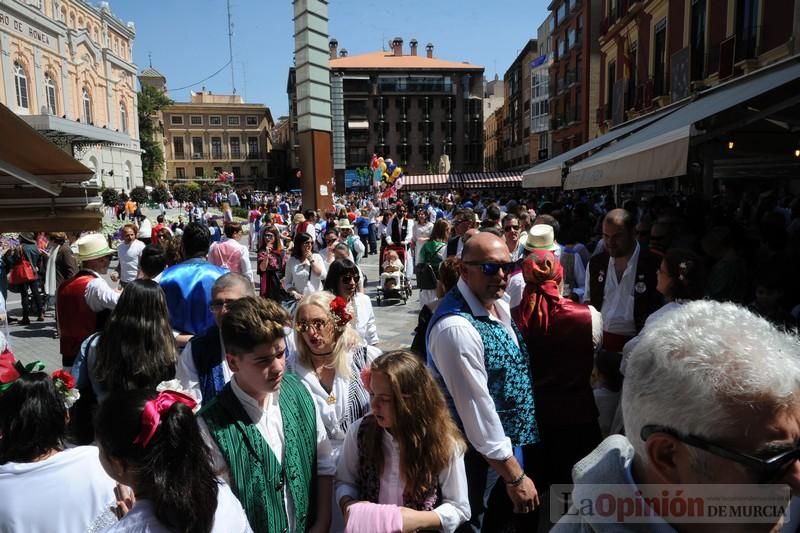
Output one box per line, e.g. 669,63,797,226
583,242,641,336
427,278,515,461
555,245,586,299
84,269,119,312
116,239,145,283
335,417,470,533
200,376,336,533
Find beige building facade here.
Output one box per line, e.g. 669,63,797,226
159,90,274,186
0,0,143,190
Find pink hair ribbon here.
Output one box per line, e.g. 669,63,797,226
133,390,197,447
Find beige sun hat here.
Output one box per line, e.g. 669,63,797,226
524,224,560,252
77,233,114,261
337,218,353,230
292,213,305,225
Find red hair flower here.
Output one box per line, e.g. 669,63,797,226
0,353,20,392
329,296,353,331
51,369,75,391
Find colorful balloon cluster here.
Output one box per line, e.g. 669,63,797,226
218,171,235,183
370,154,404,198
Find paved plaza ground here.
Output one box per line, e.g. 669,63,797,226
3,213,422,370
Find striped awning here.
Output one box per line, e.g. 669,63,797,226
402,173,461,191
460,171,522,189
403,172,522,191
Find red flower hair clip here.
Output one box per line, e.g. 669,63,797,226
360,366,372,390
329,296,353,331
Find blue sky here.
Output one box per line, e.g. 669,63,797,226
110,0,550,117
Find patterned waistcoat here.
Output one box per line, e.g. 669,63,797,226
199,376,318,533
190,324,226,406
427,286,540,447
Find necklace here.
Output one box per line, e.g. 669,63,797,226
313,364,337,405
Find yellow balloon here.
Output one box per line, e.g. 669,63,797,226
391,167,402,179
380,163,387,173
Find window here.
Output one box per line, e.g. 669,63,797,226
246,116,258,126
192,137,203,157
194,167,205,177
654,19,667,95
82,88,92,123
230,137,241,158
626,41,638,109
44,73,57,115
228,116,240,126
211,137,223,158
247,137,259,157
232,166,241,178
690,0,707,80
171,115,184,125
209,115,222,126
14,62,29,110
190,115,203,126
174,138,185,158
120,104,128,133
735,0,758,61
176,167,185,178
250,166,258,177
606,61,616,119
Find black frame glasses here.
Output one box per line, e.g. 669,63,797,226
641,425,800,483
463,261,516,276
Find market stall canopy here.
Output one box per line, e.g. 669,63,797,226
565,57,800,190
0,103,101,232
403,172,522,191
522,103,683,189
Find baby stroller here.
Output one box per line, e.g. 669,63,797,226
376,243,413,306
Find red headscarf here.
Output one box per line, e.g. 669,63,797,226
516,250,563,335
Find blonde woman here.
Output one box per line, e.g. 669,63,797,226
292,291,378,458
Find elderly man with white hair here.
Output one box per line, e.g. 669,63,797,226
554,300,800,532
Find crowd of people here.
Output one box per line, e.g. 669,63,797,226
0,183,799,532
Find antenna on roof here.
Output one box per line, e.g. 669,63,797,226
381,32,385,52
227,0,236,95
148,51,152,68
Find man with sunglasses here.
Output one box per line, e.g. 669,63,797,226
554,300,800,531
446,208,477,258
427,232,540,532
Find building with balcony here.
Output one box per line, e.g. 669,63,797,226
502,39,539,170
596,0,800,132
158,90,274,187
484,106,504,171
549,0,603,156
531,14,555,163
1,0,143,191
288,38,484,186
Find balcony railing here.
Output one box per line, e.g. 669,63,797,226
184,151,267,160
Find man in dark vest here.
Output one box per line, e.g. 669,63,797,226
446,208,476,257
57,233,120,368
585,208,662,354
427,232,540,532
385,203,411,247
176,272,255,405
199,297,334,533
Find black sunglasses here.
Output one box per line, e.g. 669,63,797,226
641,425,800,483
504,225,520,232
341,274,360,284
463,261,515,276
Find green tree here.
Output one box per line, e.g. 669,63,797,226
101,187,120,207
137,84,173,185
151,184,170,205
172,181,201,203
130,186,149,205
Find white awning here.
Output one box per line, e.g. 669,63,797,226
346,120,369,129
565,57,800,190
522,105,680,189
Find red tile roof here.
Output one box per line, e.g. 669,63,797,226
330,51,482,70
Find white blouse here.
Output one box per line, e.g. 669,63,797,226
0,446,117,533
283,253,326,295
103,481,252,532
295,345,378,460
351,293,379,346
335,417,470,533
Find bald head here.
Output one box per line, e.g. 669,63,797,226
604,208,636,232
462,232,509,263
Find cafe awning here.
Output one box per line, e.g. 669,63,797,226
565,57,800,190
522,104,682,189
0,103,102,232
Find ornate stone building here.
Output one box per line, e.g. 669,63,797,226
0,0,142,191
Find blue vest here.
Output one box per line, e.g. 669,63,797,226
191,324,226,405
427,286,539,447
